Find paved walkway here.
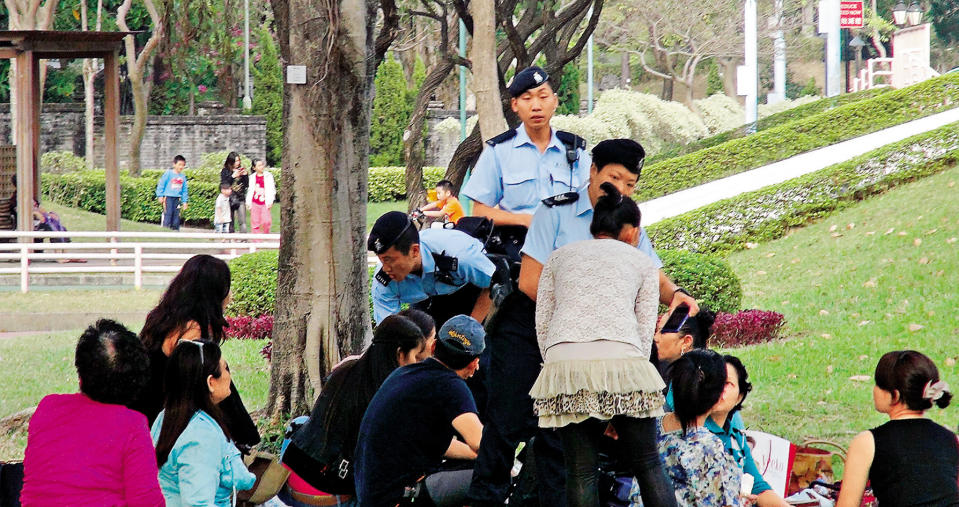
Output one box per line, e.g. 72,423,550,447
639,107,959,225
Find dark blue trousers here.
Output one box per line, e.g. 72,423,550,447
468,292,566,506
162,196,181,230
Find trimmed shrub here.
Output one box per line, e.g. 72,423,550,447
757,95,820,119
658,249,742,314
41,169,219,225
40,151,87,174
370,57,412,166
368,166,445,202
636,73,959,202
711,310,785,347
647,87,894,165
647,122,959,254
226,250,279,318
693,94,745,135
252,26,284,167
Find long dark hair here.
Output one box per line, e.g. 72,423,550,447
223,151,240,173
671,349,727,435
140,255,231,352
875,350,953,411
313,315,426,456
154,340,229,466
590,182,640,238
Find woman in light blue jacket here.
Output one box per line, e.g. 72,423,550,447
152,340,256,506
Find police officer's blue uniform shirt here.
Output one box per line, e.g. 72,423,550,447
521,185,663,268
372,229,496,324
462,125,591,214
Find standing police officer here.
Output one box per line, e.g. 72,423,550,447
368,211,496,327
461,66,590,248
468,138,699,506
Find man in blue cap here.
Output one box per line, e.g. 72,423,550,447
368,211,497,326
354,315,486,507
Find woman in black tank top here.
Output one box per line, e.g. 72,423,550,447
837,350,958,507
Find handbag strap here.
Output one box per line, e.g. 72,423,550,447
799,439,848,462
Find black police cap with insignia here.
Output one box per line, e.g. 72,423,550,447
507,66,551,98
368,211,414,254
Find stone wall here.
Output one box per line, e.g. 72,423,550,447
0,103,266,171
93,114,266,170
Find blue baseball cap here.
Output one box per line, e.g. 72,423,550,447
437,315,486,358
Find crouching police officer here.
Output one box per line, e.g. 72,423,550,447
368,211,497,328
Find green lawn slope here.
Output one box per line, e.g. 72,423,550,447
727,163,959,445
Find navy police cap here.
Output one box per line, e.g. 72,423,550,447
368,211,414,254
507,66,551,97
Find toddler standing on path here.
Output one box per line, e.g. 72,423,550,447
213,183,232,233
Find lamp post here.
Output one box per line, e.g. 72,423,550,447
849,36,866,85
892,1,907,25
906,2,923,26
242,0,251,110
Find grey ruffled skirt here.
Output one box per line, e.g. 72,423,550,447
529,357,666,428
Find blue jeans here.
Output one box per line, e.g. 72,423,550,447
162,196,181,230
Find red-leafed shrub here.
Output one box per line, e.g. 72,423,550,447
711,310,785,347
225,315,274,340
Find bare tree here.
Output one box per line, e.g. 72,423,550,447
440,0,603,188
401,1,469,211
266,0,399,417
471,0,506,140
4,0,59,144
80,0,104,169
117,0,163,175
596,0,742,106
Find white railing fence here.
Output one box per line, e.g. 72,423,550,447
0,231,281,293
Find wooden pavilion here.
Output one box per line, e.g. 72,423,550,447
0,31,128,231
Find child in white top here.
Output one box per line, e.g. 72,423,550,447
213,183,232,233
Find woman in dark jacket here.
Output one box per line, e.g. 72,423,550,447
282,313,431,497
219,151,249,233
131,254,260,450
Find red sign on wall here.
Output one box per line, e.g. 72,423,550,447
840,1,864,28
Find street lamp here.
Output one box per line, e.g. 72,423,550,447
892,1,907,26
849,36,866,77
906,2,923,26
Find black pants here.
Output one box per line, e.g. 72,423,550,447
468,292,566,506
559,417,677,507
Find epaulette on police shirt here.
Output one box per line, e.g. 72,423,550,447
555,131,586,151
485,129,518,146
374,268,391,286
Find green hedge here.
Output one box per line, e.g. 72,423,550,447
44,166,444,221
227,250,279,317
647,122,959,254
636,74,959,202
369,166,445,202
647,88,892,165
659,249,742,313
41,170,219,225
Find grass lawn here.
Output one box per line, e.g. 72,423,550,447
45,199,407,234
726,163,959,445
0,330,268,460
0,288,163,313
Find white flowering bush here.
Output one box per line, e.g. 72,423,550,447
758,95,820,119
694,94,745,134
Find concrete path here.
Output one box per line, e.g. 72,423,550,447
639,107,959,225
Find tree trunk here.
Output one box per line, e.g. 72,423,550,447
471,0,506,141
661,77,673,101
719,57,738,97
81,0,103,169
405,59,457,213
267,0,391,417
620,52,630,88
444,125,483,189
118,0,162,175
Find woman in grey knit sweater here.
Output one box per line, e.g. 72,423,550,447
530,181,676,507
